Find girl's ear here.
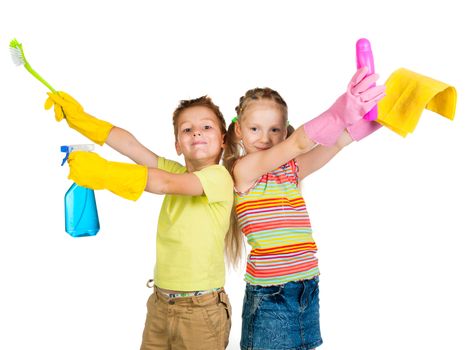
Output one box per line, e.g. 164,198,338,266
234,121,242,139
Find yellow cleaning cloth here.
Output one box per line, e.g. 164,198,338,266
377,68,457,137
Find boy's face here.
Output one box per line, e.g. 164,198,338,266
175,106,225,164
235,100,287,154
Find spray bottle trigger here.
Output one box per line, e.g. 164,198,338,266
60,145,71,166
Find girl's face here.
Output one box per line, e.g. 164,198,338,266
235,100,287,154
175,106,225,164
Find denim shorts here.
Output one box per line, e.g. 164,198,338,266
240,278,322,350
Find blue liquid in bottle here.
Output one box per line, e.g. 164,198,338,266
64,183,100,237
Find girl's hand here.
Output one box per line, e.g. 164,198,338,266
333,67,386,126
303,67,385,147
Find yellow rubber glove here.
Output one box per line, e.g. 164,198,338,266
44,92,114,145
68,151,148,201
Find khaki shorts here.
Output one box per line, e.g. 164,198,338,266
140,287,232,350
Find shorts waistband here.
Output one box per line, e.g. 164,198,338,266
157,287,222,299
153,285,225,306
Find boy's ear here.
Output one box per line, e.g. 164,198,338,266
175,140,182,155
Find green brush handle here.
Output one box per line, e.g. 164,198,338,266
24,62,57,93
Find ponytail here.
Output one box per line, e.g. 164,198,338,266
223,121,245,269
223,121,242,172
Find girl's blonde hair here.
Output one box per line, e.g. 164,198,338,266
223,87,295,269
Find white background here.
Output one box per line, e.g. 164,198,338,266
1,1,473,349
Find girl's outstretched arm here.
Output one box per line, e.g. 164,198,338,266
296,130,353,180
233,126,315,191
233,68,385,191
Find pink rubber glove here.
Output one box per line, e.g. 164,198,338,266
304,67,385,146
347,118,383,141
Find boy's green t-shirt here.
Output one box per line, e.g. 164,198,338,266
154,157,233,291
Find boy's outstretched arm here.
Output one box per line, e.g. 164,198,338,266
106,127,159,168
67,151,204,200
45,91,158,167
145,169,203,196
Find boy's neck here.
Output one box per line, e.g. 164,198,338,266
184,157,219,172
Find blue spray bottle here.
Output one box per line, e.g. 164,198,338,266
61,144,100,237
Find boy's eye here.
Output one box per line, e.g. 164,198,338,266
271,128,281,133
250,127,258,132
204,125,212,130
183,128,191,133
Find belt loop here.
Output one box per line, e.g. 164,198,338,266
218,290,225,304
218,290,231,319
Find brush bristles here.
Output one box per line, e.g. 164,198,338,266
10,46,25,66
9,39,26,66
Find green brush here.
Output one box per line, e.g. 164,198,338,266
10,38,57,93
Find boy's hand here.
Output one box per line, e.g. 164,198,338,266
68,151,147,201
44,91,84,121
44,91,113,145
67,151,108,189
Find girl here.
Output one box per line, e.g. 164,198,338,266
45,94,234,350
223,67,385,350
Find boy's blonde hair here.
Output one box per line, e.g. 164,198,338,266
223,87,295,269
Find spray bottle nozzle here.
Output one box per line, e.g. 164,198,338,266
60,144,94,166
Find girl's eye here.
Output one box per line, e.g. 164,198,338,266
204,125,212,130
183,128,191,133
271,128,281,133
250,127,257,132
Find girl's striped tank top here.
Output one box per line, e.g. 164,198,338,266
235,159,319,286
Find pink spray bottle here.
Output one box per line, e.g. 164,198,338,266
356,38,378,121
